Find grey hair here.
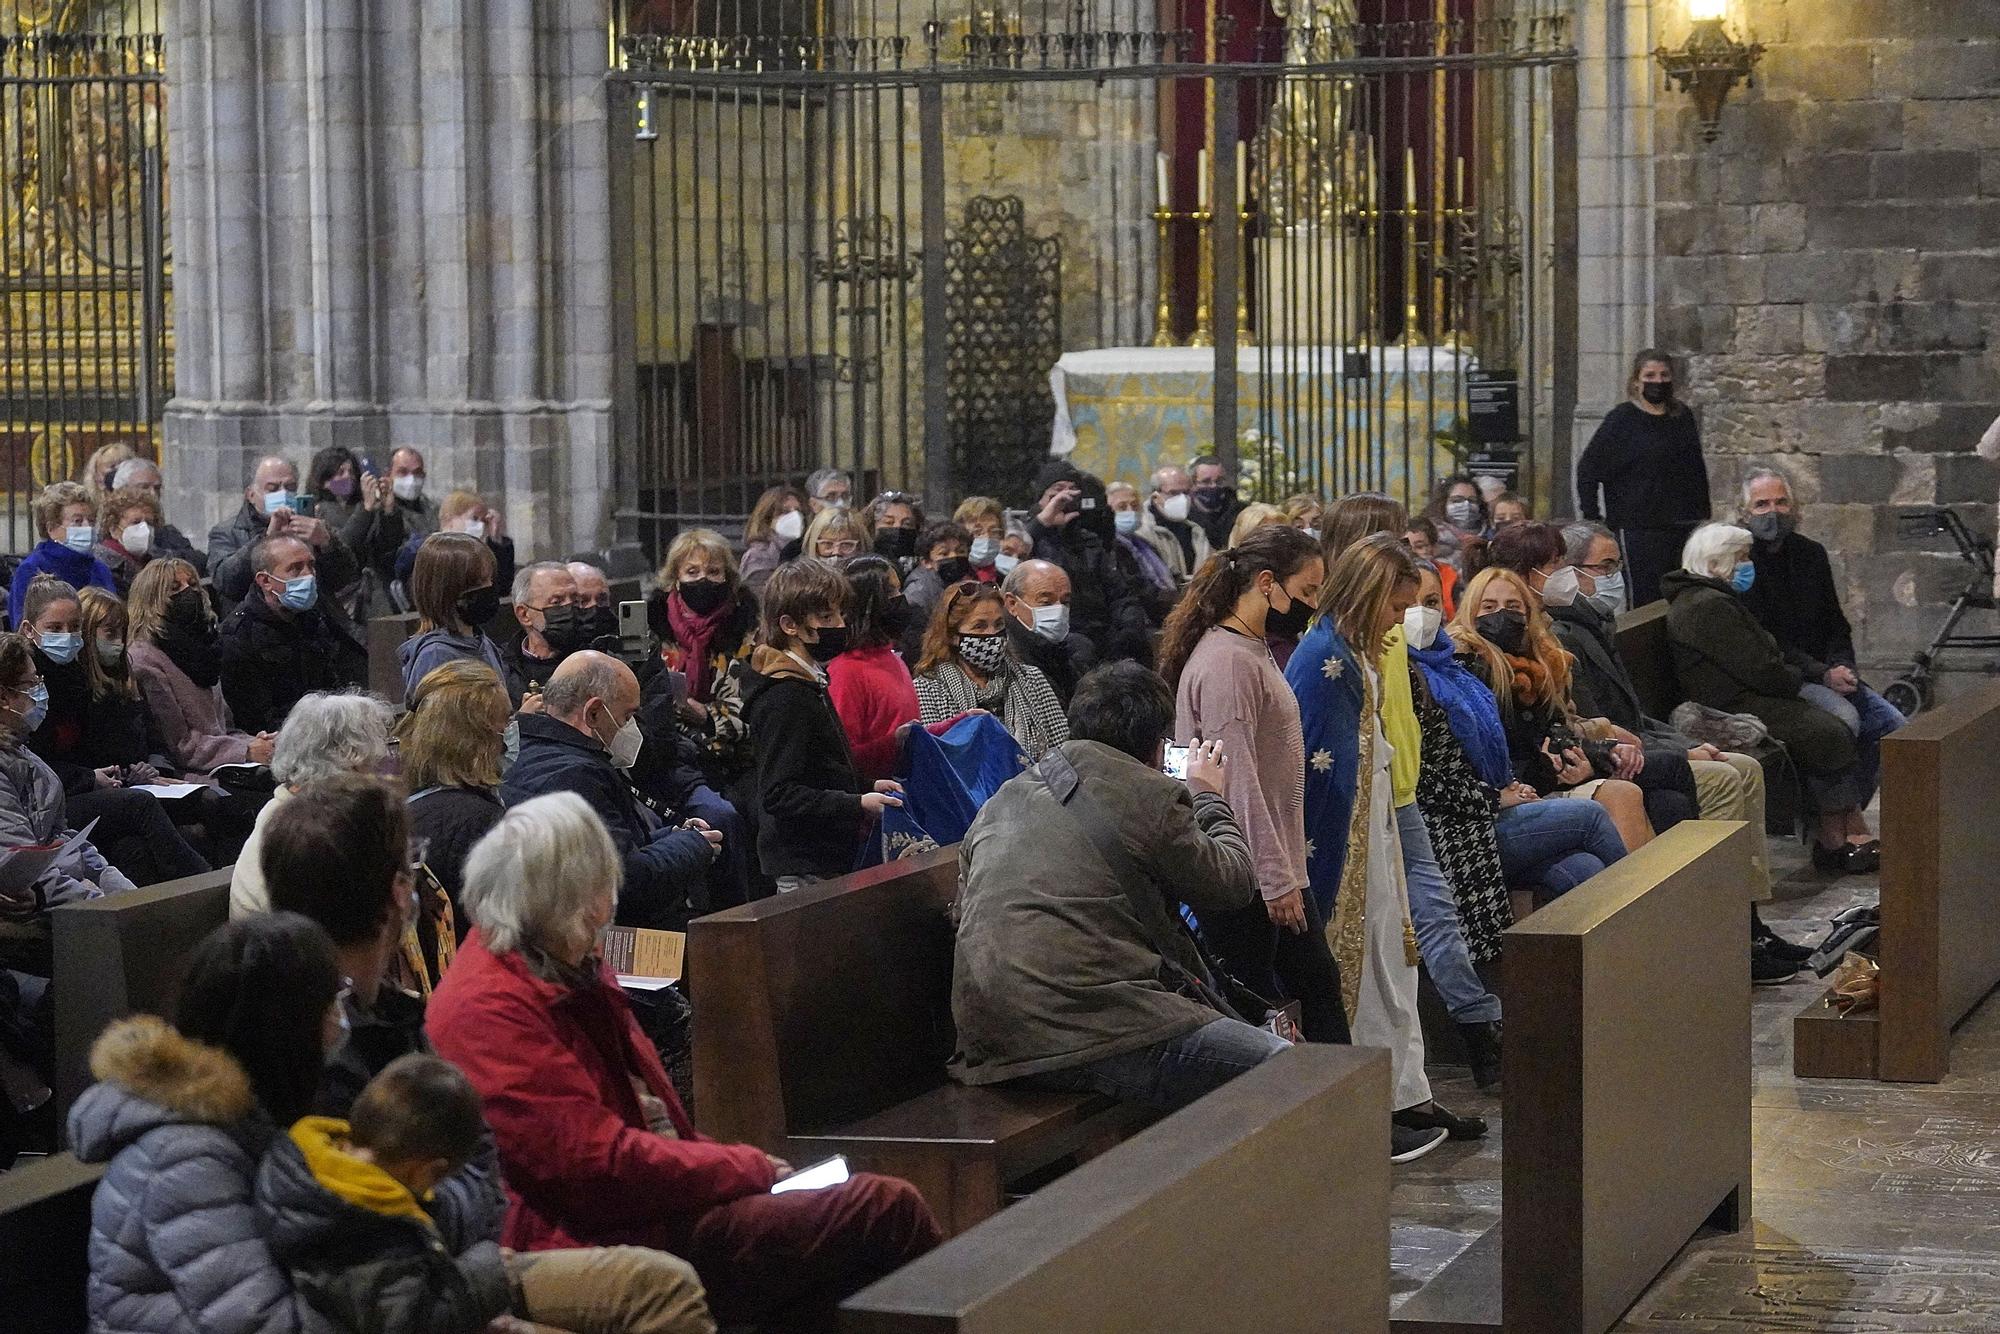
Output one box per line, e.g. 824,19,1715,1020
512,560,569,605
1000,559,1043,596
804,467,852,500
1561,520,1616,568
1681,522,1754,581
460,791,620,957
252,454,295,481
1149,464,1187,492
1106,480,1138,502
1740,465,1793,510
540,654,628,720
111,458,161,489
271,690,395,787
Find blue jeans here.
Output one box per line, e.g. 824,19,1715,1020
1495,798,1627,902
1396,802,1502,1024
1798,682,1905,809
1024,1017,1291,1114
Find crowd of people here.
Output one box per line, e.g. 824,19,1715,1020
0,371,1905,1330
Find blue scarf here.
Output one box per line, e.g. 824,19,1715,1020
1408,628,1513,791
1283,617,1364,920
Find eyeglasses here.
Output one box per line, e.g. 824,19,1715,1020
1578,558,1623,576
820,540,862,556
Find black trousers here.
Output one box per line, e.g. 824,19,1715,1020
67,786,211,887
1201,889,1352,1045
1634,745,1700,836
1618,524,1698,608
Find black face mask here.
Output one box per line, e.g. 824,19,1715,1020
165,587,210,637
1264,582,1313,639
678,578,731,616
536,603,586,655
881,596,918,640
1192,484,1224,511
457,585,502,629
803,625,849,663
1640,381,1674,406
933,557,971,586
874,528,917,562
1745,511,1796,547
579,604,620,645
1475,609,1528,657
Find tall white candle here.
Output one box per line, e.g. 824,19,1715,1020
1156,151,1170,207
1236,140,1247,212
1197,149,1210,210
1405,147,1417,209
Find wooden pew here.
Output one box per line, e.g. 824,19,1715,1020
1394,821,1754,1334
690,846,1146,1237
50,868,233,1126
0,1151,101,1333
840,1045,1391,1333
1612,600,1678,723
1795,680,2000,1082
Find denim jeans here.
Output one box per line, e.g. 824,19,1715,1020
1396,802,1502,1024
1023,1016,1292,1114
1798,682,1905,809
1495,798,1628,902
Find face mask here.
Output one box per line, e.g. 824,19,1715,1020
1157,493,1191,523
1303,527,1321,542
457,585,501,627
826,497,850,510
392,475,425,503
994,553,1020,577
260,489,293,515
1445,498,1479,528
1730,560,1756,594
1191,485,1223,511
37,632,81,666
14,683,47,733
678,577,731,616
458,518,486,541
1745,511,1795,546
1029,602,1069,644
882,596,918,640
167,586,209,633
1114,509,1141,536
278,573,318,612
874,528,916,562
1641,381,1674,406
968,536,1000,568
120,522,152,557
536,603,586,655
803,624,849,663
95,639,125,667
933,556,971,585
1403,605,1443,651
1263,581,1313,638
773,509,805,543
1583,572,1627,619
326,475,356,501
579,604,620,644
62,525,95,554
1540,566,1581,609
1475,609,1528,657
958,631,1008,673
606,715,644,770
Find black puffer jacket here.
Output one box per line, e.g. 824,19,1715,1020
217,591,368,734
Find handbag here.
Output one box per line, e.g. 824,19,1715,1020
1669,700,1772,752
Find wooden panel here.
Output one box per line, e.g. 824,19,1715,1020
840,1045,1391,1334
368,612,419,704
0,1151,100,1334
1612,600,1677,722
1792,995,1879,1080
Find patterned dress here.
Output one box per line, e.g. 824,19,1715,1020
1410,665,1514,964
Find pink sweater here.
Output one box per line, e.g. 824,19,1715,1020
1175,628,1308,902
129,639,255,774
827,644,920,784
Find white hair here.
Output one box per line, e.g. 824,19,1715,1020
1561,520,1615,568
271,691,395,787
1681,523,1754,581
111,458,161,489
512,560,568,605
1740,465,1793,510
461,792,620,957
1106,481,1138,502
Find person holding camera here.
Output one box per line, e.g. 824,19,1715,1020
951,661,1288,1114
208,455,363,611
1025,462,1153,667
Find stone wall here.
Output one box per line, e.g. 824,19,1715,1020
1647,0,2000,671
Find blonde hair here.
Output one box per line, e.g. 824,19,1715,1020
1226,503,1283,550
98,486,161,538
34,481,90,537
802,506,871,559
461,792,621,958
80,443,137,504
397,659,510,792
660,528,740,592
1316,532,1418,655
128,558,205,644
1448,565,1573,710
438,490,483,528
1280,493,1323,526
953,496,1004,534
79,587,135,699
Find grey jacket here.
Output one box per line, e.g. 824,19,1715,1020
0,738,135,918
950,739,1258,1084
206,502,363,608
1546,601,1694,752
66,1016,333,1334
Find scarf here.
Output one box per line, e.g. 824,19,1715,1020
1117,532,1174,593
921,659,1068,760
1503,651,1557,708
1409,630,1513,790
155,625,222,691
663,588,735,704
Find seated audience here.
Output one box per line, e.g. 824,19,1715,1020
741,559,902,889
79,442,136,507
400,660,511,930
1000,557,1094,705
914,580,1069,761
801,505,870,563
643,532,758,788
952,495,1007,583
826,554,922,784
1226,502,1284,550
1186,453,1245,551
1135,465,1210,583
1663,523,1880,875
93,486,163,595
901,520,973,625
1421,473,1491,572
502,560,584,696
866,490,925,569
1106,482,1177,617
11,482,114,626
393,490,516,594
740,483,807,593
388,446,439,542
1281,492,1324,537
128,558,275,774
304,445,404,610
1026,463,1151,664
566,560,622,647
399,532,515,705
805,466,854,514
427,794,942,1327
67,912,342,1333
952,661,1283,1111
1490,492,1529,527
503,651,720,928
209,455,363,608
107,456,206,572
230,690,395,918
219,534,369,733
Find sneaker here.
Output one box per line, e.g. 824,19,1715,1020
1395,1102,1489,1141
1392,1123,1449,1163
1752,916,1815,966
1752,941,1799,986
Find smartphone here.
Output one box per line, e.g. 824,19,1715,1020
1162,744,1190,780
291,492,316,517
619,599,649,651
356,455,380,478
771,1154,850,1195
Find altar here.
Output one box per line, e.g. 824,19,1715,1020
1048,346,1473,497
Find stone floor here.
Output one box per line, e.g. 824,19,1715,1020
1387,837,2000,1330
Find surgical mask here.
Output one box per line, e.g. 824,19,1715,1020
803,625,849,662
933,557,971,585
958,631,1008,673
260,488,293,515
969,535,1000,568
1730,560,1756,594
994,553,1020,577
1303,527,1321,542
392,474,425,503
1583,572,1627,619
1641,381,1674,406
1540,566,1581,609
1028,602,1069,643
95,638,126,667
773,509,805,543
37,632,81,666
1263,582,1312,638
326,475,356,501
1445,498,1479,528
1475,609,1528,657
606,715,644,770
457,585,502,627
1745,511,1795,546
1157,493,1191,524
874,528,917,562
677,578,730,616
1114,509,1141,536
62,525,95,554
1403,605,1443,651
277,573,319,612
119,522,152,557
458,518,486,541
15,684,46,733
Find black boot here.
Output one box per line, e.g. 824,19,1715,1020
1458,1019,1503,1090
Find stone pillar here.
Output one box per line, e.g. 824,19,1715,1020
163,0,614,558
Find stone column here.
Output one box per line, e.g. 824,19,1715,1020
163,0,614,558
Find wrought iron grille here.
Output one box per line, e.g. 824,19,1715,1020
944,196,1061,504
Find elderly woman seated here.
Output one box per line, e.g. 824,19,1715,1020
1660,522,1880,876
425,793,942,1330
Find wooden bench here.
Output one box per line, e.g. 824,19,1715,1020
1394,821,1754,1334
50,868,233,1126
840,1044,1391,1333
1613,599,1679,724
0,1151,101,1333
1795,680,2000,1082
689,846,1146,1237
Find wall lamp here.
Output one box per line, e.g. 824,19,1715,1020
1655,0,1764,143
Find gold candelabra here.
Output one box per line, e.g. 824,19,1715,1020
1188,209,1215,348
1150,207,1176,347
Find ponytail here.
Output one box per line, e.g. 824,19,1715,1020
1156,524,1321,689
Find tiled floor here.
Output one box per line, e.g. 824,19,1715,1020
1387,839,2000,1330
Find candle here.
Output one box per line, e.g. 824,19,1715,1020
1455,155,1465,207
1156,151,1170,208
1405,147,1417,210
1197,149,1210,210
1236,140,1247,212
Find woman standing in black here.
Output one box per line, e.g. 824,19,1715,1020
1575,349,1710,607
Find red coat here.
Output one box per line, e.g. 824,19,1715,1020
425,930,777,1252
825,643,920,784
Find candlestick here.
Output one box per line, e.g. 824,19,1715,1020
1454,155,1465,207
1197,149,1210,211
1404,147,1416,210
1189,216,1214,348
1150,206,1176,347
1156,151,1169,207
1235,141,1247,213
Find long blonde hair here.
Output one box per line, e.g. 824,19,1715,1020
397,659,510,791
1448,565,1573,710
1316,532,1418,656
129,558,206,644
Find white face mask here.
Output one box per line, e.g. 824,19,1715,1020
120,522,153,557
773,509,805,542
392,474,425,503
458,518,486,541
601,711,644,770
1403,605,1443,651
1029,602,1069,643
1114,508,1141,535
993,552,1020,577
1540,566,1581,609
1157,493,1191,523
1584,571,1628,619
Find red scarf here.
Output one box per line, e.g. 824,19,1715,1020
663,589,735,704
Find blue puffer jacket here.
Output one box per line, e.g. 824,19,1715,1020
66,1016,333,1334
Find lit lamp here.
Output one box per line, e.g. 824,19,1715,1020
1654,0,1764,143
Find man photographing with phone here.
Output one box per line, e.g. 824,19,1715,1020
208,454,365,609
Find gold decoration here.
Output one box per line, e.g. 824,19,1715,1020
1328,658,1373,1023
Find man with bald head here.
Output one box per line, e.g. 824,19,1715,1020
1001,558,1096,705
502,650,722,929
208,454,362,607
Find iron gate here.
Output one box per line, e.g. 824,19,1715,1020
609,0,1575,556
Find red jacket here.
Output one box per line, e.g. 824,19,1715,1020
425,930,776,1251
826,644,921,784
